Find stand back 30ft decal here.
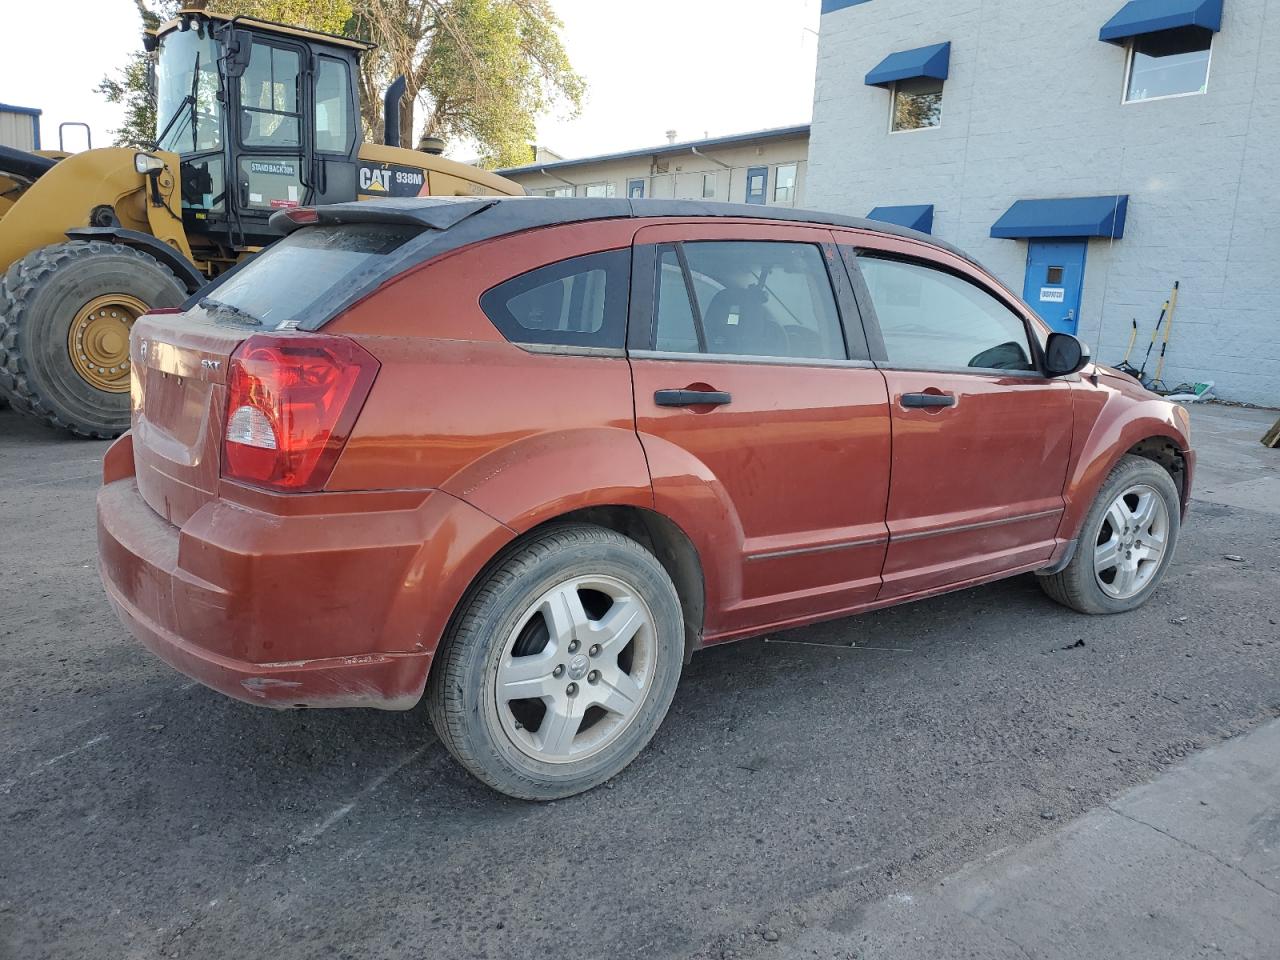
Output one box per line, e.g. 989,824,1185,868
358,162,430,198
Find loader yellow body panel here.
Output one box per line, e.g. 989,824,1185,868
0,148,192,278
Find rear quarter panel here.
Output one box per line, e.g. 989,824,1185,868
324,219,655,527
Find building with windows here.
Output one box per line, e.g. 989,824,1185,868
496,125,810,207
809,0,1278,404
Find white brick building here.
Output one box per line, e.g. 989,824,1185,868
809,0,1278,404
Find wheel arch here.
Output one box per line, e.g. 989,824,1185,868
429,504,707,686
65,226,206,293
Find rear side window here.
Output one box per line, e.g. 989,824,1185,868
202,224,419,328
856,256,1035,372
651,241,847,361
480,249,630,350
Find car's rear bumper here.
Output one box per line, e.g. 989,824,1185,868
97,474,509,710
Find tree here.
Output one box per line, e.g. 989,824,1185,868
97,0,352,148
353,0,584,168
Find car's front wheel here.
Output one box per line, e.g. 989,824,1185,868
427,523,685,800
1040,454,1181,614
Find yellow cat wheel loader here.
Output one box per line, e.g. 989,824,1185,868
0,9,523,438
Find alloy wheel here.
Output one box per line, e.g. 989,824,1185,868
493,575,656,764
1093,483,1170,600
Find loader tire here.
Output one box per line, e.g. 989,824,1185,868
0,241,187,439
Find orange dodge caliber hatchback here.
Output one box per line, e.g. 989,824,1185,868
98,197,1194,799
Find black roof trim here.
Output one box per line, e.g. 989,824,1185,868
283,197,981,332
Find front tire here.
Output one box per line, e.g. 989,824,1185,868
1040,454,1181,614
427,524,685,800
0,241,188,438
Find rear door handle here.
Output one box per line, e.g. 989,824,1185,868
901,392,956,408
654,389,732,407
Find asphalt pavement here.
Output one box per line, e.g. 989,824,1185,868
1,402,1277,960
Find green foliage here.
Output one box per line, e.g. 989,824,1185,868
355,0,585,168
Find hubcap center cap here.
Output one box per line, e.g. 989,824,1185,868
567,654,589,681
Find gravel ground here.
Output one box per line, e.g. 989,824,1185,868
1,402,1276,960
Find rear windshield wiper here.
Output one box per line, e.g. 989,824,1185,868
199,297,262,326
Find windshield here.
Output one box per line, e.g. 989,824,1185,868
204,224,422,328
156,28,223,153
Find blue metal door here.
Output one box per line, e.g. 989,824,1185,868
745,166,768,205
1023,241,1086,334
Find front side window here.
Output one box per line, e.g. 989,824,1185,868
1125,27,1212,102
856,256,1035,372
581,182,616,198
240,43,301,147
480,249,630,349
651,241,847,361
773,164,798,204
314,56,353,153
892,77,943,132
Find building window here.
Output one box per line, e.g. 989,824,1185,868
581,182,616,198
891,77,943,132
541,186,572,198
773,164,798,204
702,173,718,199
1124,27,1212,103
627,179,646,199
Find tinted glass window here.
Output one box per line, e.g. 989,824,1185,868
315,57,352,153
652,242,846,361
481,249,630,350
892,77,943,131
240,44,301,147
856,256,1035,372
202,224,420,328
1125,26,1211,102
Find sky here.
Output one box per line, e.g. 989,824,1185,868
0,0,821,159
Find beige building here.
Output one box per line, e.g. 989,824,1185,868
0,103,42,152
497,125,810,207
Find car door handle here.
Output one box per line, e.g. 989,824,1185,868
654,389,732,407
901,392,956,408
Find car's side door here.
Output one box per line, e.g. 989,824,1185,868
838,236,1075,601
627,222,892,639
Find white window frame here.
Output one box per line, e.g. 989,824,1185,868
773,163,799,205
542,186,573,198
702,172,717,199
888,78,945,135
1121,32,1214,105
579,181,616,198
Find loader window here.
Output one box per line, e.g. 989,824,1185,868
240,42,302,148
315,57,354,154
156,30,223,153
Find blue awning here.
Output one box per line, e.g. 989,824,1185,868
865,42,951,87
867,205,934,234
990,196,1130,239
1099,0,1223,44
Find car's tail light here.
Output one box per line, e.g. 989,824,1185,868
222,334,378,493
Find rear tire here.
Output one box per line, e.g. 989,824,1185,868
0,241,187,438
1039,454,1181,614
427,523,685,800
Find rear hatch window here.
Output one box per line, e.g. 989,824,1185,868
203,223,420,329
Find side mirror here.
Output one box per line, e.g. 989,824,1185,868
225,30,251,79
1044,332,1091,377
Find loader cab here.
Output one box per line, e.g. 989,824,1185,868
153,13,368,251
